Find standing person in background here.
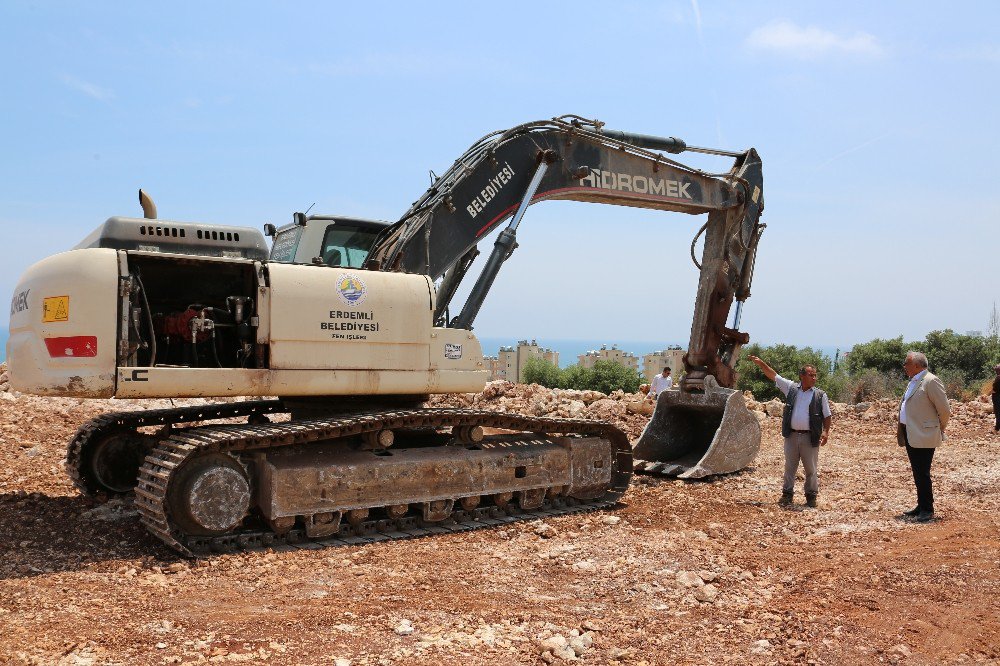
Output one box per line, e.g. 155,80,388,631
648,367,673,401
897,351,951,523
990,364,1000,433
748,355,832,508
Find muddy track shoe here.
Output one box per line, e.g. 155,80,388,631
133,408,633,556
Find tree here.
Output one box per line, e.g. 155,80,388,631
521,357,641,393
844,336,912,379
588,360,642,394
735,343,832,401
521,357,562,388
923,329,992,382
558,364,593,391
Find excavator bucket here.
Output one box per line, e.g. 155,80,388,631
632,376,760,479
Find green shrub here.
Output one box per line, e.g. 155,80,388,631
845,336,911,379
934,367,977,402
558,364,593,390
842,368,903,403
822,368,851,403
736,343,832,401
520,358,640,393
587,360,642,394
521,357,562,388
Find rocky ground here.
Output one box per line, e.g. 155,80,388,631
1,366,998,665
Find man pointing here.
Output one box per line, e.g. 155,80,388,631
749,355,832,508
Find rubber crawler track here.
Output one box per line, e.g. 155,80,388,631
70,404,633,557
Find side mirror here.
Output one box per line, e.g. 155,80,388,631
263,223,276,237
293,212,308,227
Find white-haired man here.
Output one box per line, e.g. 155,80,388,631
898,351,951,523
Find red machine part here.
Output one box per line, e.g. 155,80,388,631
158,309,212,342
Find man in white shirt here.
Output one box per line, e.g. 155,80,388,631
749,355,832,508
648,367,673,400
897,351,950,523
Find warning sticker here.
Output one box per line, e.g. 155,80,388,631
445,343,463,360
43,296,69,323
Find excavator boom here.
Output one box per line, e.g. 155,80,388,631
369,115,765,477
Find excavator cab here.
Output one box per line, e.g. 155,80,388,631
632,376,760,478
268,215,389,267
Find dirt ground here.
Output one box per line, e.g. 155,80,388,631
1,382,998,666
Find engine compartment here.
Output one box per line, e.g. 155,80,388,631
124,254,265,369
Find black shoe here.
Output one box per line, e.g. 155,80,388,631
806,494,818,508
914,510,934,523
902,506,920,517
778,492,793,506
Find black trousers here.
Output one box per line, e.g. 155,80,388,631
993,396,1000,431
899,424,936,512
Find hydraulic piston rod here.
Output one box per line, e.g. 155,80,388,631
451,153,554,329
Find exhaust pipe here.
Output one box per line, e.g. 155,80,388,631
632,375,760,479
139,189,157,220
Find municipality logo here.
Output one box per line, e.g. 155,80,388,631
336,274,367,307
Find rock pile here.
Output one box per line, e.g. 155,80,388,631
743,391,994,429
428,381,650,438
0,362,9,393
430,380,996,442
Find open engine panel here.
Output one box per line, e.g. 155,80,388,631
122,254,265,369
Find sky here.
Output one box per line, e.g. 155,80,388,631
2,1,998,352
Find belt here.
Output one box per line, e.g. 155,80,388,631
791,429,810,434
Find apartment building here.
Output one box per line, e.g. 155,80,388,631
496,339,560,383
577,344,639,371
641,347,685,383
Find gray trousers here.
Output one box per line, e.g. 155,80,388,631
783,432,819,496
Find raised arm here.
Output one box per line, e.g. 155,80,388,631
747,355,777,381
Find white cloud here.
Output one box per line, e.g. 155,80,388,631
746,20,883,59
60,74,115,101
690,0,703,45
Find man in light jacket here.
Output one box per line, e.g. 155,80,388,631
898,351,951,523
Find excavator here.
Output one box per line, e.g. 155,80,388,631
6,115,763,556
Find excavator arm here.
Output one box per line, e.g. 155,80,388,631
367,116,764,391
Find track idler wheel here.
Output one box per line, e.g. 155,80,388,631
85,432,155,494
167,453,251,536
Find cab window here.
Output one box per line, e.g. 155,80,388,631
320,224,381,268
269,227,302,262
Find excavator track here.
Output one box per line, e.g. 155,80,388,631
113,408,629,557
66,400,285,495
